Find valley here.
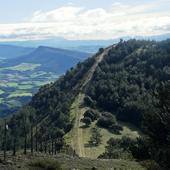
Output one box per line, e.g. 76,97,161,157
0,64,58,116
0,46,89,116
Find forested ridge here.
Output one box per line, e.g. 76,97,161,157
85,39,170,169
87,39,170,126
0,39,170,169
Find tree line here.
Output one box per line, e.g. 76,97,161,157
0,52,97,161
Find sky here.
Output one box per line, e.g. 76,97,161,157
0,0,170,41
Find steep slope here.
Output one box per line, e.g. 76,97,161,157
2,39,170,169
27,40,170,158
86,39,170,127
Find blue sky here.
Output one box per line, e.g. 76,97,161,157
0,0,170,40
0,0,162,22
0,0,117,22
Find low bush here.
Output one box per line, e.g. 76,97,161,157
109,124,123,134
81,117,92,127
99,148,133,160
97,112,117,129
84,109,99,121
29,157,62,170
140,160,162,170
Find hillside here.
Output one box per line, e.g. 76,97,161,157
0,46,89,116
28,39,170,137
1,39,170,169
86,39,170,126
0,45,34,59
0,153,146,170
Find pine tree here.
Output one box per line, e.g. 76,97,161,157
89,127,102,146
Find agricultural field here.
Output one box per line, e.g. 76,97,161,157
0,62,59,117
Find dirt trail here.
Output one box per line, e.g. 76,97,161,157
82,47,112,89
65,47,113,157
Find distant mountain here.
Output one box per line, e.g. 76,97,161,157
0,33,169,53
0,44,34,59
0,38,119,53
0,46,90,73
0,46,90,116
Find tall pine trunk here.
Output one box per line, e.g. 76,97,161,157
13,137,16,156
24,121,27,155
31,124,33,154
52,139,54,155
45,140,47,153
24,134,27,155
4,119,7,161
35,124,38,152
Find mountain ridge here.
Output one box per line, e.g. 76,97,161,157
1,39,170,169
0,44,35,59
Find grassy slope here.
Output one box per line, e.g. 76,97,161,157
64,93,85,156
64,46,144,169
82,121,140,158
0,153,146,170
65,94,140,159
64,47,113,157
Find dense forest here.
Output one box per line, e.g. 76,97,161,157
0,39,170,169
0,51,98,155
86,39,170,169
87,39,170,126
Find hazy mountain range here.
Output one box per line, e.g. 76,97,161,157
0,45,34,59
0,33,169,53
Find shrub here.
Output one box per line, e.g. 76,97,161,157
120,136,136,150
130,137,151,160
102,112,116,119
99,148,133,160
154,148,170,169
81,117,92,127
65,123,73,133
29,157,61,170
100,137,136,159
141,160,162,170
109,124,123,134
99,48,104,54
97,112,116,129
89,127,102,146
84,109,99,121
